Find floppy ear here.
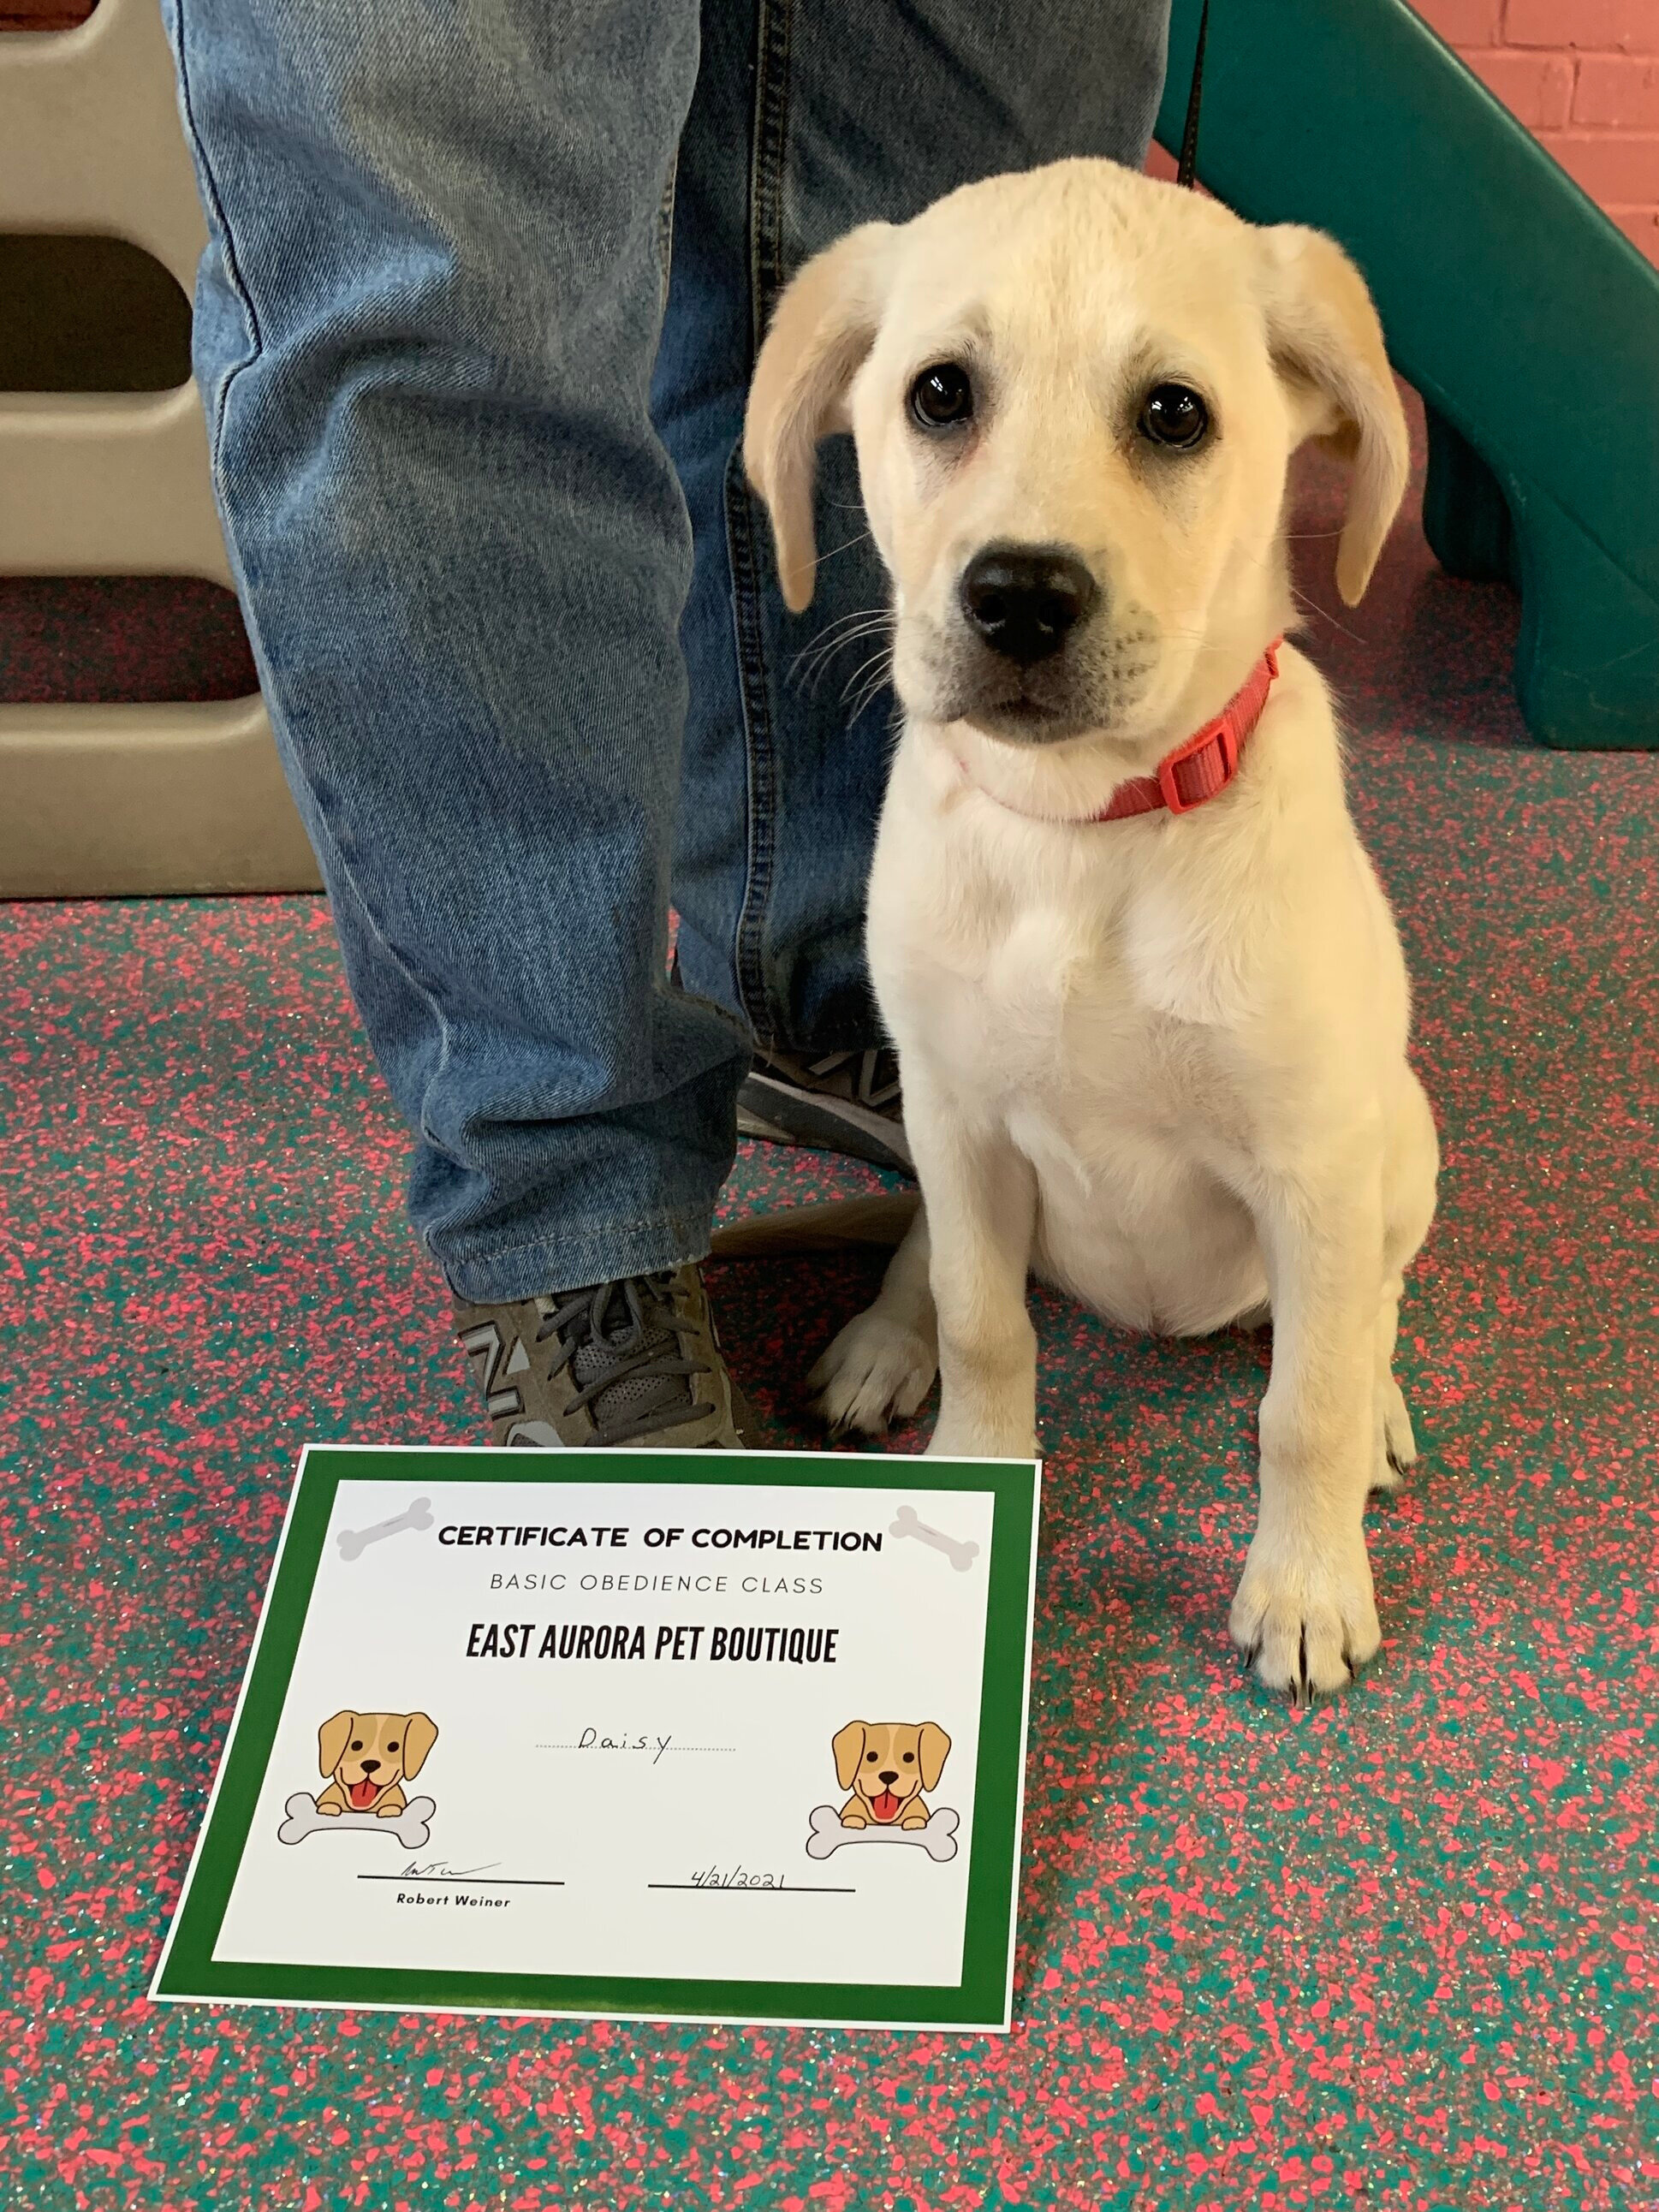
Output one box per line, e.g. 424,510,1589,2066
832,1721,868,1793
400,1712,438,1780
918,1721,951,1793
318,1711,355,1779
743,223,895,614
1258,224,1409,606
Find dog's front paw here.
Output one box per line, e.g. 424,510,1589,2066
899,1813,929,1831
317,1804,342,1817
1229,1530,1381,1703
375,1803,402,1817
841,1812,869,1830
809,1311,937,1436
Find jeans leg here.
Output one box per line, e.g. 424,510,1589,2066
662,0,1171,1053
162,0,748,1303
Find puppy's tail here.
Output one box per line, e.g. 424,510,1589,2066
710,1192,921,1257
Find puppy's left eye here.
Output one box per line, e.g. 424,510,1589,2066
1139,382,1210,451
910,362,974,430
387,1739,399,1751
902,1751,914,1763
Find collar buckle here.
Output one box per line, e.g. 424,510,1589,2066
1156,715,1236,816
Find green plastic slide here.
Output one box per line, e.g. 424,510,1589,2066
1154,0,1659,750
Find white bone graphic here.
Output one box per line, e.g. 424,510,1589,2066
805,1803,960,1862
277,1791,437,1849
890,1502,978,1573
336,1495,434,1562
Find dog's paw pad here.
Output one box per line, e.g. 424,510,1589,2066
1229,1534,1381,1702
808,1311,937,1436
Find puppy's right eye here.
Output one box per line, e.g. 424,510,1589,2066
1139,381,1210,451
865,1750,879,1763
910,362,974,430
350,1739,363,1751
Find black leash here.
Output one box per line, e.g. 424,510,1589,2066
1175,0,1212,189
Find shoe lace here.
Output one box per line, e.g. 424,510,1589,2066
534,1273,718,1447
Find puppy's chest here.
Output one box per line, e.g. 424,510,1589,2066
877,876,1216,1118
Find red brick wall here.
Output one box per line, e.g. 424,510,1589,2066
1414,0,1659,264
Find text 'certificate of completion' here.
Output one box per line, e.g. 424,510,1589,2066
152,1446,1040,2032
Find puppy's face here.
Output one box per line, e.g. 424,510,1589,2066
318,1709,437,1807
852,177,1286,748
832,1719,951,1817
746,161,1406,754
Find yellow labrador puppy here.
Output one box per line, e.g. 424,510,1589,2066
744,159,1437,1703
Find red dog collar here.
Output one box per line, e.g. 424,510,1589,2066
960,640,1282,824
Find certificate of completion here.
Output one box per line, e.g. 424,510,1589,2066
152,1446,1040,2032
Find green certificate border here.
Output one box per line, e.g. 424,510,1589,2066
152,1447,1040,2034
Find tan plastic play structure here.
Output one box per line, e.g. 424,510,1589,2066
0,0,318,895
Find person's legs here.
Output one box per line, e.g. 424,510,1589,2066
659,0,1171,1052
163,0,747,1306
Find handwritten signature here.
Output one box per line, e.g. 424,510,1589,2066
397,1859,502,1880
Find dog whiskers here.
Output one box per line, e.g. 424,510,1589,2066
790,607,892,694
1290,581,1367,647
791,609,885,675
812,526,877,568
842,647,895,724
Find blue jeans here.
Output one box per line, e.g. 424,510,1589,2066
163,0,1170,1301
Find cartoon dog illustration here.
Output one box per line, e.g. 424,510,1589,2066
315,1710,437,1819
833,1719,950,1830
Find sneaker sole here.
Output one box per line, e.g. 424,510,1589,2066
737,1073,914,1176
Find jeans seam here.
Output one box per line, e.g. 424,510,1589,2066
170,10,464,1183
728,0,795,1048
747,0,794,357
169,0,262,475
207,520,462,1173
725,450,779,1048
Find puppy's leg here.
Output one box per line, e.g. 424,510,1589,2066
375,1786,408,1818
1373,1073,1439,1491
316,1783,347,1817
899,1799,930,1831
1231,1138,1385,1699
907,1077,1038,1460
839,1794,869,1829
810,1209,939,1434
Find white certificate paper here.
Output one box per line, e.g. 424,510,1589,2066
152,1447,1040,2032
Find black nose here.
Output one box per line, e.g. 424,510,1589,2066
878,1769,900,1786
359,1757,381,1774
960,543,1098,665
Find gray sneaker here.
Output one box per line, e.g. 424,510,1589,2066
455,1264,757,1448
738,1045,913,1175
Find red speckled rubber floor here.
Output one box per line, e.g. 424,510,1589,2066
2,422,1656,2209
